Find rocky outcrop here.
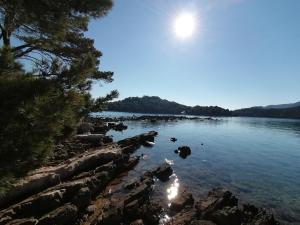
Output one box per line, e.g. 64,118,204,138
163,188,279,225
118,131,157,154
0,128,281,225
0,132,156,208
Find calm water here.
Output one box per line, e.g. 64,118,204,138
98,112,300,224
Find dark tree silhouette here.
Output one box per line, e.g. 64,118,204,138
0,0,118,192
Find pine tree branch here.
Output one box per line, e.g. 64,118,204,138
0,23,4,41
14,47,35,58
12,44,32,52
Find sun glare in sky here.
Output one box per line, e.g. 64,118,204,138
174,12,196,39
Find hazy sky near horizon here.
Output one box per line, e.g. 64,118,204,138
88,0,300,109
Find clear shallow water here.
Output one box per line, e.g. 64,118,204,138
98,112,300,224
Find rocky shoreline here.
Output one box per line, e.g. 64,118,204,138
0,118,281,225
90,115,220,123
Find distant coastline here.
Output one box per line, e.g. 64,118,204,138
107,96,300,119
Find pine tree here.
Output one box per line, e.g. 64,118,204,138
0,0,118,192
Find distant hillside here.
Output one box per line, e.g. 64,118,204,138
265,101,300,109
107,96,300,119
107,96,231,116
232,106,300,119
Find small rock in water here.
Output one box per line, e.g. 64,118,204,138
175,146,192,159
170,137,178,142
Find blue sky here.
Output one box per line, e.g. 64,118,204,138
88,0,300,109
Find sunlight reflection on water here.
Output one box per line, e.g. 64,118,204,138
167,174,180,202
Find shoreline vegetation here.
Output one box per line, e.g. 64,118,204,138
107,96,300,119
0,116,281,225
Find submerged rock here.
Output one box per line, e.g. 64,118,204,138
152,163,173,182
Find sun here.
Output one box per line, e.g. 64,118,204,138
174,13,196,39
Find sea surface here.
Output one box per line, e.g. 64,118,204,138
96,112,300,224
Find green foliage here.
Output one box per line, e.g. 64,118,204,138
0,49,85,190
0,1,118,191
0,0,117,103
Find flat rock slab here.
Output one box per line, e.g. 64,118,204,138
0,131,157,210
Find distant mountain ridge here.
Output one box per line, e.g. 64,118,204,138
107,96,300,119
264,101,300,109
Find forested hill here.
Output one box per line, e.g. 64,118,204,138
232,106,300,119
107,96,300,119
107,96,231,116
